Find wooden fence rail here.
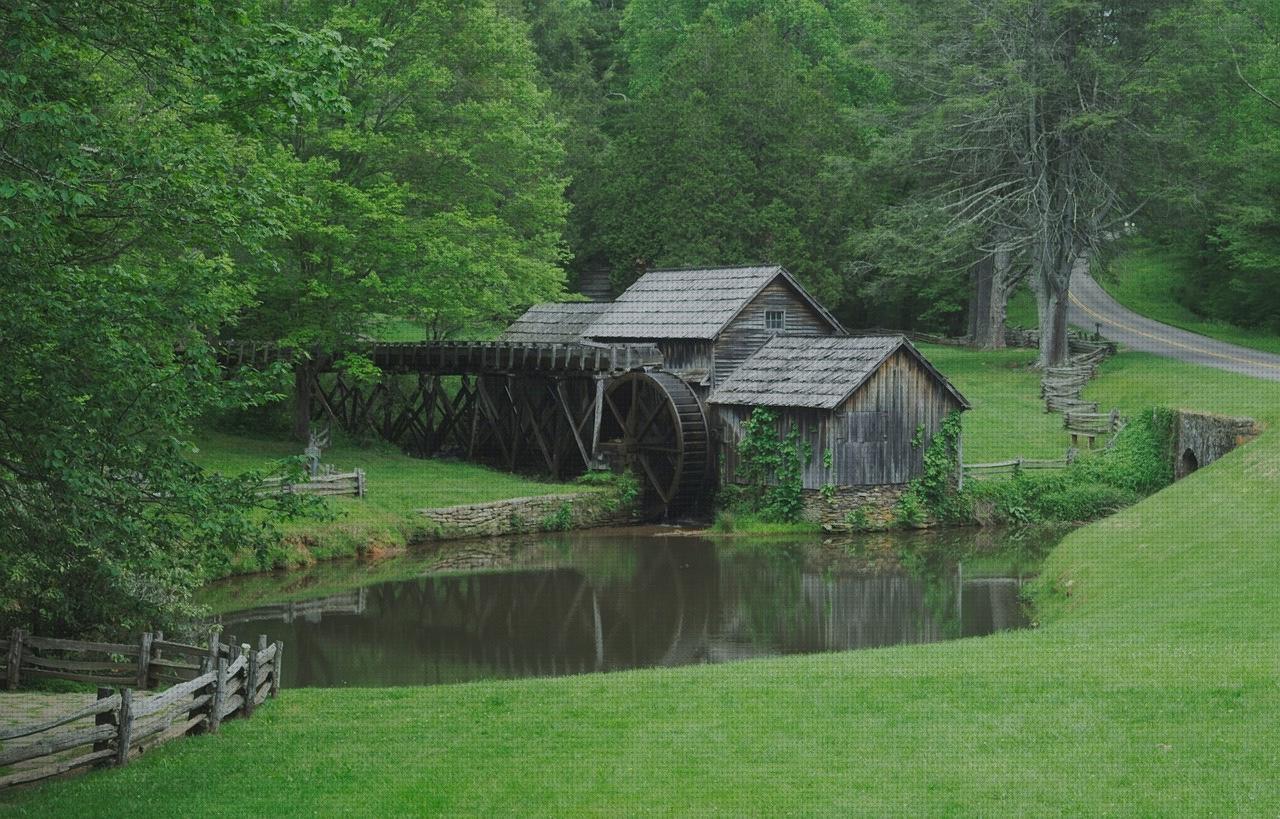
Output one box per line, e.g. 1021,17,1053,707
962,455,1074,478
258,468,366,498
3,627,243,692
0,634,282,789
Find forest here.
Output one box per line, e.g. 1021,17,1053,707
1,0,1277,635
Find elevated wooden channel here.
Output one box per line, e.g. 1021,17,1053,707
221,340,708,517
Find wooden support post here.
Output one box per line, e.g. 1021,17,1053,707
591,376,605,463
136,631,152,690
93,687,115,761
244,646,259,718
6,628,21,690
210,658,227,733
271,641,283,697
556,380,592,469
115,688,133,767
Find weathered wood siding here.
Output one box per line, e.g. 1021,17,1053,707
712,281,833,386
720,349,963,488
657,340,714,384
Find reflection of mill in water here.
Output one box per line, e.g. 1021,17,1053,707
222,539,1028,688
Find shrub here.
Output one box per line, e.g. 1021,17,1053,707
540,502,574,532
966,407,1176,525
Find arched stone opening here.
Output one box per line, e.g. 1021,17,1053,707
1177,448,1199,479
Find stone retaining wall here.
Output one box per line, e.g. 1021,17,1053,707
800,484,911,531
418,491,636,540
1173,410,1259,479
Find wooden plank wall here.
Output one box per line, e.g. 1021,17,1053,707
657,340,714,382
712,281,832,387
719,350,963,488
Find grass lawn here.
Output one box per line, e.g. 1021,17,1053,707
7,351,1280,815
918,343,1066,462
193,431,575,568
1097,245,1280,356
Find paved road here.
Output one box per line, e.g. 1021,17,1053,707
1067,264,1280,382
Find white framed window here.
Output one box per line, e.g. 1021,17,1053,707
764,309,786,330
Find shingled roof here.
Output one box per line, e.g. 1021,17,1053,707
708,335,969,410
498,302,610,344
583,265,843,340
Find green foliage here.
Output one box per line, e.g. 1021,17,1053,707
843,506,872,531
895,412,967,526
819,483,838,504
968,409,1176,526
709,510,823,536
730,408,813,524
575,469,641,512
541,502,574,533
0,3,350,637
581,6,885,314
238,0,570,353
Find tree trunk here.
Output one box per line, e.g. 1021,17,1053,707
969,248,1012,349
1038,289,1070,367
293,362,312,442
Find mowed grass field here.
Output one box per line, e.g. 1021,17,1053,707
7,349,1280,815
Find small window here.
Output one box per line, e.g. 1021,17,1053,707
765,309,786,330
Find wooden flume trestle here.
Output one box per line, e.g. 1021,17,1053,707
220,340,709,517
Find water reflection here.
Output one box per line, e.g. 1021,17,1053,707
213,528,1059,688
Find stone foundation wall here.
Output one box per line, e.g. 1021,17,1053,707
1173,410,1259,479
418,491,636,540
800,484,911,531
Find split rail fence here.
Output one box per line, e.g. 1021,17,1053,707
0,629,282,789
962,453,1075,479
258,468,366,498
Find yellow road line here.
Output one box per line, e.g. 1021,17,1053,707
1069,291,1280,371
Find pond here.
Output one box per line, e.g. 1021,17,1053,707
203,526,1066,688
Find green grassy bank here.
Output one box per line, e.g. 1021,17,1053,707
6,351,1280,815
193,431,575,571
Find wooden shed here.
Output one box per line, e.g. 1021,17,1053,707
582,265,844,388
711,335,969,488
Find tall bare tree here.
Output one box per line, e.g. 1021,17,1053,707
883,0,1184,365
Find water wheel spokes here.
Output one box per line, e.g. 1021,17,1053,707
598,371,709,518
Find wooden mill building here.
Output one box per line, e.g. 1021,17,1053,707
499,265,968,514
710,335,970,488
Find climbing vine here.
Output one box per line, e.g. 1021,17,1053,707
896,411,968,525
734,408,813,523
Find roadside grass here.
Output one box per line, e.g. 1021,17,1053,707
193,431,574,570
917,343,1065,462
8,353,1280,814
1097,245,1280,356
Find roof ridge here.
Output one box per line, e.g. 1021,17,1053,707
639,263,780,273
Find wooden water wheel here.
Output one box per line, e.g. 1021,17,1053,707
597,371,710,518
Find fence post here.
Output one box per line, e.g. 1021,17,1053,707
5,628,22,690
206,624,221,666
271,641,283,697
93,687,116,764
210,658,227,733
189,657,212,734
152,630,164,687
356,468,366,497
245,646,259,718
136,631,153,690
115,688,133,767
